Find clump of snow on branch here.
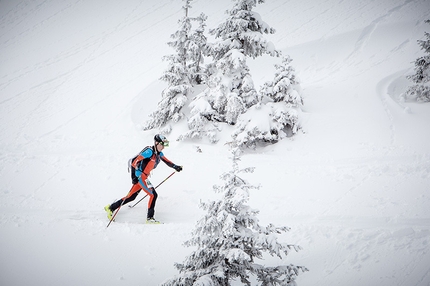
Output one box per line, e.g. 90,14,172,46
232,56,303,149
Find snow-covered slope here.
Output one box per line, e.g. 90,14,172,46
1,0,429,285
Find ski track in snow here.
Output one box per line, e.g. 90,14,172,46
1,0,430,285
346,0,414,61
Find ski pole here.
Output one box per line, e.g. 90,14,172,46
106,189,132,228
129,171,176,208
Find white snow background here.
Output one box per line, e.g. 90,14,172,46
1,0,430,285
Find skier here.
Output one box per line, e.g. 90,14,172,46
105,134,182,223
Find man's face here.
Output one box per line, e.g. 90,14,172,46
156,142,164,152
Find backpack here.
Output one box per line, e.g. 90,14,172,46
128,155,138,173
128,146,153,184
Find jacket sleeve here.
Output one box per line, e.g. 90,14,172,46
132,148,153,169
160,153,175,168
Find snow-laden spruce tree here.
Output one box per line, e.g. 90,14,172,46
232,56,303,148
187,12,208,85
404,19,430,102
163,148,307,286
204,0,280,125
260,56,303,106
143,0,208,133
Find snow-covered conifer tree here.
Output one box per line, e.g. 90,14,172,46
187,12,208,85
405,19,430,102
260,56,303,106
163,148,307,285
260,55,303,138
209,0,279,61
233,56,303,148
143,0,208,132
204,0,280,125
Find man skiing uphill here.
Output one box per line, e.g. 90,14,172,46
105,134,182,223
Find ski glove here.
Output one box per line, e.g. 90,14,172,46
173,165,183,172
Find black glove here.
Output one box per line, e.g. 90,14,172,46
173,165,183,172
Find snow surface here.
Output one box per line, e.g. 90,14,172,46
1,0,430,285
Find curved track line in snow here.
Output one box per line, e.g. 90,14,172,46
346,0,415,61
375,70,412,148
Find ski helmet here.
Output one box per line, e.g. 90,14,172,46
154,134,169,147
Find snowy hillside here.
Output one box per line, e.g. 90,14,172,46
1,0,430,285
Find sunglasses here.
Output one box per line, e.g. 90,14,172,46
158,140,169,147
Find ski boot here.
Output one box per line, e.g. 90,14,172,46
104,205,113,220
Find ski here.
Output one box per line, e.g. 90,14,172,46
146,218,163,224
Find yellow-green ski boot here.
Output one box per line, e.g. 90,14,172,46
104,205,113,220
146,217,161,224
